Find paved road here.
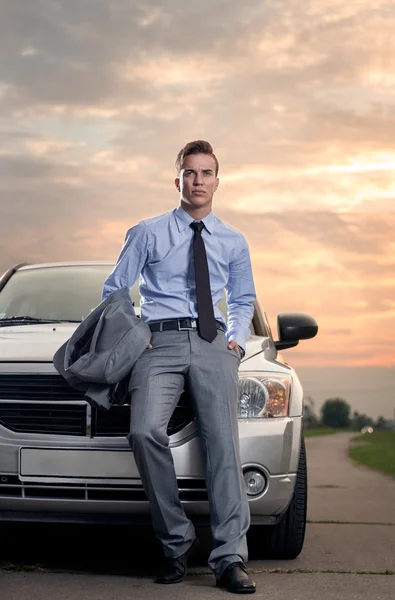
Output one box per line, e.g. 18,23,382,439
1,432,395,599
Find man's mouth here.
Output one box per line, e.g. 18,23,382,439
192,190,205,195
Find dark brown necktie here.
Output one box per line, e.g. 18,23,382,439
190,221,217,342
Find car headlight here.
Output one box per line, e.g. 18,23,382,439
237,373,291,418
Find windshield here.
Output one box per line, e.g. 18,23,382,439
0,265,229,323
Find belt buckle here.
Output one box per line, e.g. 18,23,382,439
177,318,197,331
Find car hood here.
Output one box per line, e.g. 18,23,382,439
0,323,79,361
0,324,266,362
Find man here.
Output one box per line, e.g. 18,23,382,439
101,140,257,594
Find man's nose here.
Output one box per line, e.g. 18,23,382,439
194,173,203,185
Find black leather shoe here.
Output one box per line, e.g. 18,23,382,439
154,540,198,584
216,562,256,594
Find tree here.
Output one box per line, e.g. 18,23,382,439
351,410,374,431
321,398,350,428
375,416,388,430
303,396,319,428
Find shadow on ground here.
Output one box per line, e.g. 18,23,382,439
0,523,218,575
0,521,279,575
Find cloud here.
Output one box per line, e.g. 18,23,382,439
1,0,395,372
219,210,395,367
1,0,394,117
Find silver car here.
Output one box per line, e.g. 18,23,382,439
0,261,318,559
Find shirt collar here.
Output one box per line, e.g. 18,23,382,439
174,205,214,234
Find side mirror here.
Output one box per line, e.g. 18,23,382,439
274,313,318,350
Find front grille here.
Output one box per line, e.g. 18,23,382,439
94,394,194,437
0,475,208,502
0,403,87,436
0,374,83,401
0,374,195,437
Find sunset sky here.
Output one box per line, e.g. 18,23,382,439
1,1,394,418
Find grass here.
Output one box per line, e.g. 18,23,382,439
304,427,352,438
2,561,394,576
1,562,44,572
245,568,395,575
307,520,395,525
349,431,395,478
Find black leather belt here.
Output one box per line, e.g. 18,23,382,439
149,318,225,333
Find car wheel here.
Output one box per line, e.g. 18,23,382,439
248,435,307,559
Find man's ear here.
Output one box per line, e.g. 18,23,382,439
174,177,180,192
214,177,219,192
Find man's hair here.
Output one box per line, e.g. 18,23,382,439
175,140,219,176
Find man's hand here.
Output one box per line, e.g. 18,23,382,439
228,340,241,357
147,343,152,349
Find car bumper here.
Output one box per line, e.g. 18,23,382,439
0,417,302,525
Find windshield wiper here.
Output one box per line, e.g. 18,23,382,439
0,316,82,325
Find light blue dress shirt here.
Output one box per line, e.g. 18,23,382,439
101,206,256,352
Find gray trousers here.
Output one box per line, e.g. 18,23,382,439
127,328,250,578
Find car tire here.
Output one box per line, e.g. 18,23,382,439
248,435,307,559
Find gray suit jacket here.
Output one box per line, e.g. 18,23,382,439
53,288,151,410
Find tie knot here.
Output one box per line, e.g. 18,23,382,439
190,221,204,234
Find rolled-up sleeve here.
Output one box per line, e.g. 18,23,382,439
225,236,256,352
101,222,149,301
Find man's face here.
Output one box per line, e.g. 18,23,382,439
175,153,219,209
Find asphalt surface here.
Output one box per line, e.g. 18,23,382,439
1,432,395,599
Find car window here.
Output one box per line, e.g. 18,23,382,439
0,266,235,325
0,266,114,322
